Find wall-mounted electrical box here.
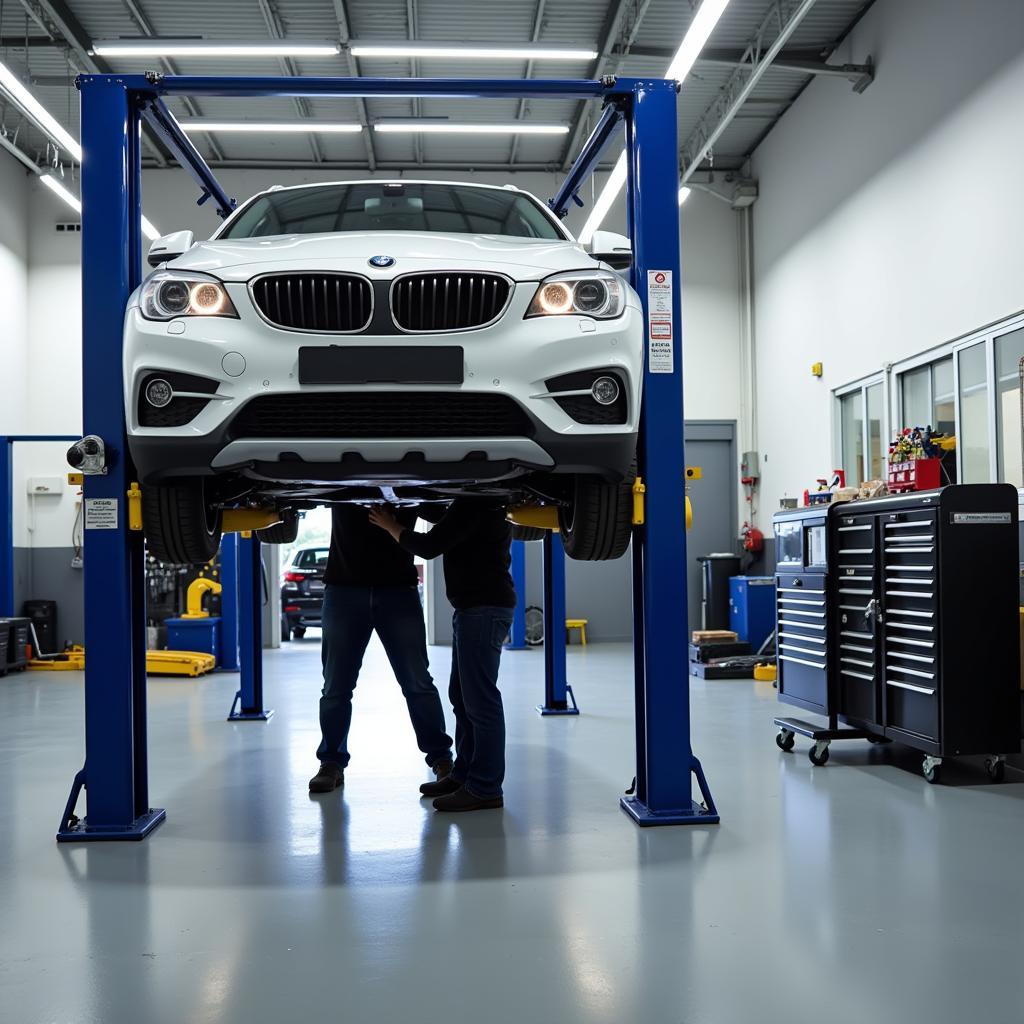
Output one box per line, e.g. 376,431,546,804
27,476,65,496
741,451,760,481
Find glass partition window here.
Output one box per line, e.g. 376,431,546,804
931,358,955,435
995,326,1024,487
899,357,954,434
958,342,991,483
866,382,884,480
839,389,865,486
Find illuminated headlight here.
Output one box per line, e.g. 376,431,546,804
140,271,238,321
526,271,625,320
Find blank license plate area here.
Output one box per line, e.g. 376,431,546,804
299,346,464,385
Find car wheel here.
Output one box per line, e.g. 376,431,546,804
143,480,222,566
558,461,636,561
510,524,546,542
257,509,299,545
280,614,292,642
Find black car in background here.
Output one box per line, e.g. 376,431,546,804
281,547,328,640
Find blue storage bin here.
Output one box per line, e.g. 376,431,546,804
164,617,222,665
728,576,776,653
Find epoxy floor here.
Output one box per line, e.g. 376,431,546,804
2,639,1024,1024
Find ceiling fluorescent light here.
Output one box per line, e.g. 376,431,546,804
0,61,83,162
577,0,732,238
375,122,568,135
180,120,362,134
350,43,597,60
41,174,81,214
679,186,692,205
93,39,339,57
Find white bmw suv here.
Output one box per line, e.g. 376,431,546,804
126,180,643,564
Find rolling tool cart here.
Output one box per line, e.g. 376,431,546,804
772,484,1020,783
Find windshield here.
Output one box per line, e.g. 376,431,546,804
220,182,566,241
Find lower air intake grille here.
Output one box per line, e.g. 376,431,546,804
250,273,372,332
231,392,534,439
391,273,511,331
138,371,218,427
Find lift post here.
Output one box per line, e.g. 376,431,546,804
61,71,716,839
538,533,578,715
218,533,240,672
227,533,272,721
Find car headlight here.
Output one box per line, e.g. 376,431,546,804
526,270,625,320
140,271,238,321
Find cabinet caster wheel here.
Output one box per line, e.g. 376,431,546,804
776,730,795,752
923,762,942,784
808,742,830,766
867,735,890,745
985,758,1005,783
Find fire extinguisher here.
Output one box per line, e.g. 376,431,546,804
741,523,764,553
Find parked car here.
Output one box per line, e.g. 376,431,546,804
280,546,328,640
125,180,643,566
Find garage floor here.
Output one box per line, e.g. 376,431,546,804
2,640,1023,1023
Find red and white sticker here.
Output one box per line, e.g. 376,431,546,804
646,269,674,373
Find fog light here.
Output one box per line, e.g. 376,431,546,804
145,378,173,408
591,376,619,406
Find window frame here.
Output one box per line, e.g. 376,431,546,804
832,371,888,487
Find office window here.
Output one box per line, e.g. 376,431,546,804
838,389,865,486
958,342,990,484
995,326,1024,487
899,357,954,435
866,381,884,481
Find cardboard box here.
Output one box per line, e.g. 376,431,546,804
692,629,739,644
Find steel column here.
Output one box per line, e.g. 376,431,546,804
57,78,165,841
228,534,272,721
218,533,240,672
505,539,527,650
537,532,578,716
620,79,718,826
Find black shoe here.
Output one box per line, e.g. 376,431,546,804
309,762,344,793
433,786,503,812
420,775,462,797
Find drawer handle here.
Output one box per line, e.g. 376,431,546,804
886,679,935,696
780,654,827,670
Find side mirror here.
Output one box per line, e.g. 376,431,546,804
147,230,194,267
588,229,632,270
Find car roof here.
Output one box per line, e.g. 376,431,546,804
258,179,526,197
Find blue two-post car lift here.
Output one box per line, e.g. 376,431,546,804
54,70,718,840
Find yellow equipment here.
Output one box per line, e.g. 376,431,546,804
507,504,560,531
28,645,216,677
753,662,777,682
222,507,282,533
180,577,222,619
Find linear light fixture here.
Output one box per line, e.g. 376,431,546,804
0,60,83,162
40,175,160,240
180,120,362,134
678,186,692,205
374,122,569,135
577,0,732,242
350,43,597,61
93,39,340,57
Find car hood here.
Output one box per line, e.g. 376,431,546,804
167,231,601,282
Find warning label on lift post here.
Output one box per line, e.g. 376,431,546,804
646,270,674,373
84,498,118,530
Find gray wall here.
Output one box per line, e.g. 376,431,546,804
13,546,84,650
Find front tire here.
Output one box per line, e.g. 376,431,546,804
143,480,222,566
558,462,636,561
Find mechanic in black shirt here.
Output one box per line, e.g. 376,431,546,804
308,504,453,794
369,498,515,812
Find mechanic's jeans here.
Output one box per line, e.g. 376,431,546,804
449,606,514,800
317,584,452,770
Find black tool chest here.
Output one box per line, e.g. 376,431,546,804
773,485,1020,783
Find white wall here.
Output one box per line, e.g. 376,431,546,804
751,0,1024,521
0,155,30,434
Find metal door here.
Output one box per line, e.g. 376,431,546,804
684,422,738,635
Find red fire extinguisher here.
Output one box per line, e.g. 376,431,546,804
741,523,764,553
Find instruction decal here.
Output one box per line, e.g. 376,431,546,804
85,498,118,530
646,270,674,373
951,512,1011,525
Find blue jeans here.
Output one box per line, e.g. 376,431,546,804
317,584,452,770
449,606,514,800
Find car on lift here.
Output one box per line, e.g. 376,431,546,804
280,546,328,641
125,180,643,565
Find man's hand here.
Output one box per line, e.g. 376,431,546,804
368,504,403,541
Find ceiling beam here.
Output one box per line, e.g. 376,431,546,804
621,44,873,88
15,0,169,165
257,0,324,163
681,0,822,183
331,0,377,170
559,0,648,171
508,0,546,166
120,0,225,163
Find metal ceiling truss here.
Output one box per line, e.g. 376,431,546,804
508,0,546,166
331,0,377,170
681,0,861,183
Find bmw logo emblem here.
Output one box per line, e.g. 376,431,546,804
368,255,395,268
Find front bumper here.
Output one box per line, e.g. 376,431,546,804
124,279,642,486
